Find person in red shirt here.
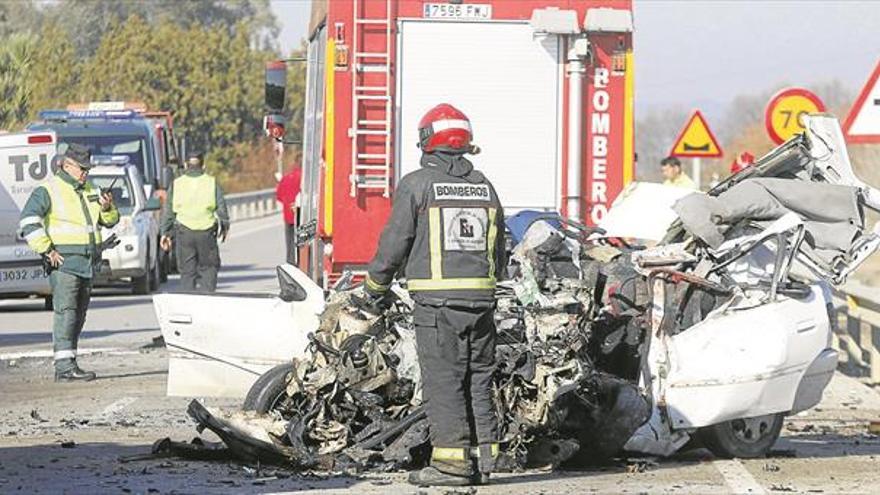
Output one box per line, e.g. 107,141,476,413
730,151,755,175
276,164,302,264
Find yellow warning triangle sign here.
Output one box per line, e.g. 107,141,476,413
669,110,723,158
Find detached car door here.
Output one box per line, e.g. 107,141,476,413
153,265,324,398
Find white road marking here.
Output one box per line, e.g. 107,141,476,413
0,347,140,361
217,268,277,277
99,396,138,417
228,216,283,241
713,459,767,494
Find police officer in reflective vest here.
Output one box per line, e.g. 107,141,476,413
361,104,506,486
19,143,119,382
159,152,229,292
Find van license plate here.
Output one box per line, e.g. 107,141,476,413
0,267,47,283
423,3,492,20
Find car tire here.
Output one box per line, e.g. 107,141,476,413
698,413,784,459
242,363,295,413
132,252,151,295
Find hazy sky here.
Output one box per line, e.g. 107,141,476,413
271,0,880,122
272,0,311,49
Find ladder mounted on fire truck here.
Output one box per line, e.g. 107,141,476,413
349,0,393,197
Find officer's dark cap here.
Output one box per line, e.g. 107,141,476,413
59,142,93,169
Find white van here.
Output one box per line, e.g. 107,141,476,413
0,131,57,309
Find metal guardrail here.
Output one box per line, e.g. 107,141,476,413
833,280,880,384
224,188,281,222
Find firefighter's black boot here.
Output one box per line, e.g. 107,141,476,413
471,472,490,485
471,443,498,485
410,446,476,486
408,466,473,487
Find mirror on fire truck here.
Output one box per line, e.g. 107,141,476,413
265,60,287,113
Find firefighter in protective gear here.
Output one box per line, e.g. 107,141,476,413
19,142,119,382
363,104,506,487
160,152,229,292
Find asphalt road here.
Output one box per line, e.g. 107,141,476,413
1,214,880,494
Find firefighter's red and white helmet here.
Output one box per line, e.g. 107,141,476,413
417,103,473,153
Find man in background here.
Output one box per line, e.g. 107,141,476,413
730,151,755,175
160,152,229,292
275,163,302,265
660,156,697,190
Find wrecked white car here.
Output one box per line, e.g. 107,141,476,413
153,115,878,469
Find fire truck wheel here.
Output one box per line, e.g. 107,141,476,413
242,363,296,413
698,413,784,459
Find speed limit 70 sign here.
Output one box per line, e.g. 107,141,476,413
765,88,826,145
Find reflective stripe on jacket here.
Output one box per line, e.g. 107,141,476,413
366,153,506,303
22,174,119,256
172,174,217,231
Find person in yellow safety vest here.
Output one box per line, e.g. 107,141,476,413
159,152,229,292
660,156,698,190
19,142,119,382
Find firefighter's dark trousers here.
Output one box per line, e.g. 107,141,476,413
176,225,220,292
49,270,92,372
413,302,498,475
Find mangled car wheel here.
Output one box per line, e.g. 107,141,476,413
698,413,784,459
243,363,296,413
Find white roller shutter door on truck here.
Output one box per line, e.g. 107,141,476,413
0,132,56,297
396,20,562,212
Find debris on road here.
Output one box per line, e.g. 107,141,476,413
625,457,659,474
770,483,797,492
119,437,234,463
141,335,165,349
169,217,650,471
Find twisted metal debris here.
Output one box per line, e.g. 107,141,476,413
186,217,650,471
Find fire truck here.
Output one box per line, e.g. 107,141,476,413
266,0,635,287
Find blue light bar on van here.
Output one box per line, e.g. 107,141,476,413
91,155,131,166
38,109,139,121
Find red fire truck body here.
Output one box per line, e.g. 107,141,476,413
291,0,634,286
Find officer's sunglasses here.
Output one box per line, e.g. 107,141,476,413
64,158,89,175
